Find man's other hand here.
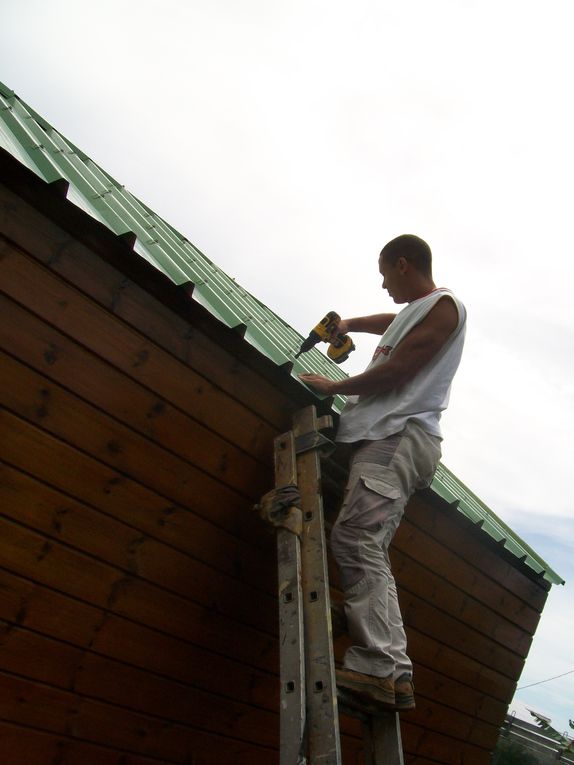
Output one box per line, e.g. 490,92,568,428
298,373,337,395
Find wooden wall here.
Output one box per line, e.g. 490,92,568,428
0,163,550,764
0,176,286,764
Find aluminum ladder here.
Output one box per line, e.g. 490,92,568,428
272,405,404,765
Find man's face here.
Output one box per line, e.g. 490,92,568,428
379,254,407,304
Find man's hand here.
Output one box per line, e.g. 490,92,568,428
327,317,349,341
298,373,339,395
299,296,459,398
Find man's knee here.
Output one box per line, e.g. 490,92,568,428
330,523,365,591
330,521,355,562
330,521,367,581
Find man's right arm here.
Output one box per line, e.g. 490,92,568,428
342,313,396,335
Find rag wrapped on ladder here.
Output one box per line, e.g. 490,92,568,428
255,484,303,536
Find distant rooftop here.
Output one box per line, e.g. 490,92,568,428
0,78,563,586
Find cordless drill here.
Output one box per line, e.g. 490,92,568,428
295,311,355,364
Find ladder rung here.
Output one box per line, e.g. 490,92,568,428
337,689,396,721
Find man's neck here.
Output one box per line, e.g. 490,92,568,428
406,277,437,303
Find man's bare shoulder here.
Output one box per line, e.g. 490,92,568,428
425,294,459,336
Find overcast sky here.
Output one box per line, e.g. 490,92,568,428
3,0,573,738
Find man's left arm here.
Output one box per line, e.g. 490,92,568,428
299,297,459,396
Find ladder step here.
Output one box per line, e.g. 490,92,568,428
338,689,404,765
337,688,396,721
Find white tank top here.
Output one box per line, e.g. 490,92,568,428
336,288,466,443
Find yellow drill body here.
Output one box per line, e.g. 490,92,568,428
295,311,355,364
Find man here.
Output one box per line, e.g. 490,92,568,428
299,234,466,710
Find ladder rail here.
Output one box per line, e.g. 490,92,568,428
293,407,342,765
272,405,404,765
274,431,307,765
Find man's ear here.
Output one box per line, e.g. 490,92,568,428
398,255,409,274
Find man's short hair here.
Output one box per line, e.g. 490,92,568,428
380,235,432,277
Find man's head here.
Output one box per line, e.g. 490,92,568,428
380,234,432,277
379,234,434,303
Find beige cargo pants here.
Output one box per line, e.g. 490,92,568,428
330,420,441,680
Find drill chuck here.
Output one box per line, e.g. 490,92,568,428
295,330,322,357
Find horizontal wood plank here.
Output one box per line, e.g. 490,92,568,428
0,568,279,714
0,631,280,751
0,438,275,594
0,567,104,648
401,718,490,765
0,461,278,636
333,625,516,708
0,350,265,522
0,406,269,551
0,183,294,431
391,545,532,655
0,719,175,765
0,625,493,764
407,664,506,728
0,515,279,673
0,715,276,765
0,508,277,637
335,635,505,730
1,240,278,466
0,565,500,752
0,292,270,501
394,513,541,635
399,586,524,681
407,494,549,609
404,628,516,703
1,562,503,754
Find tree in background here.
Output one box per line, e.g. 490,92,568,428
492,711,574,764
491,737,539,765
529,711,574,757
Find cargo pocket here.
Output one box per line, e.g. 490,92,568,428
342,470,403,530
361,476,401,502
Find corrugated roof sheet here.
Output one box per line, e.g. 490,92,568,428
0,79,563,586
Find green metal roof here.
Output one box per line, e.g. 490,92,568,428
0,79,563,586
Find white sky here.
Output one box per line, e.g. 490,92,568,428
3,0,573,740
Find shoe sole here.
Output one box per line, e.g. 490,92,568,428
394,682,415,711
336,673,395,708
